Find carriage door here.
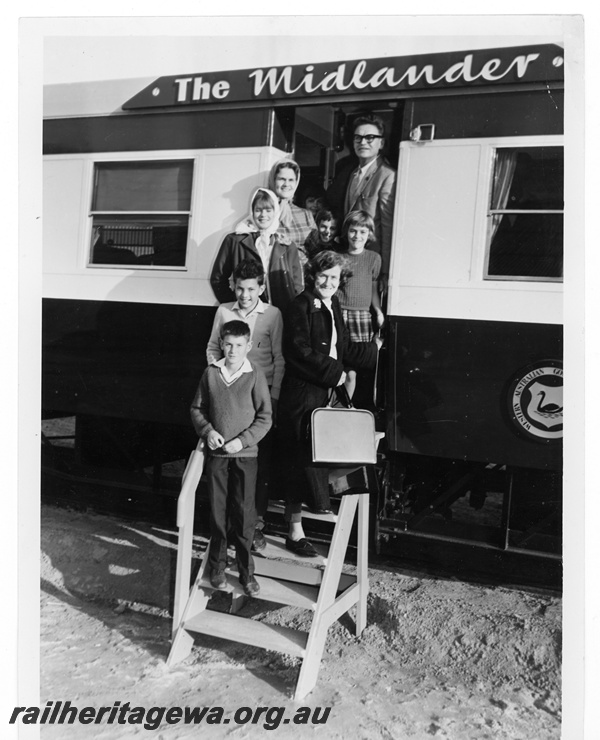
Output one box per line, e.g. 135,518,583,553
293,105,338,205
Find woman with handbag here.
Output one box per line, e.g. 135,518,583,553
277,250,382,557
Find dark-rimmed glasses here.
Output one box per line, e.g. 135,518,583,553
353,134,383,144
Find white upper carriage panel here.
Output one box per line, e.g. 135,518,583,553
43,39,565,315
43,146,288,307
387,134,563,326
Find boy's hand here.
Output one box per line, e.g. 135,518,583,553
222,438,243,454
207,430,225,450
374,308,385,328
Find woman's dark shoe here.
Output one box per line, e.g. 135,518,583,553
285,537,318,557
309,507,333,515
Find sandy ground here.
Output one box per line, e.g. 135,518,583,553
39,504,561,739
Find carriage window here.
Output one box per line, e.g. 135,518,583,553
89,160,193,268
485,146,563,281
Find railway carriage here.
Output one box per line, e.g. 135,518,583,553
42,42,565,586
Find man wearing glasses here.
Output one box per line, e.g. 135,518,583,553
332,115,396,290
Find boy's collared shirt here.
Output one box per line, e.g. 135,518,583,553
233,297,266,322
208,300,266,354
214,357,253,385
206,299,285,399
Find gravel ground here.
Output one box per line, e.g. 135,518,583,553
39,504,562,739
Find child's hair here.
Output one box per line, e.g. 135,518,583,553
315,208,339,229
220,319,251,341
252,190,275,211
232,259,265,286
304,250,352,291
342,210,376,242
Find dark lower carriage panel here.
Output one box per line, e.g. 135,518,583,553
377,315,562,587
41,297,216,519
41,299,563,587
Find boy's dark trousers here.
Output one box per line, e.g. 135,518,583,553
206,455,257,582
255,429,273,528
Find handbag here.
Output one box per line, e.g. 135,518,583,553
310,385,378,465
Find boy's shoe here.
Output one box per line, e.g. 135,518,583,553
240,575,260,597
210,569,228,590
251,528,267,552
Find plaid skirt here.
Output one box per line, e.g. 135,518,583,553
342,309,373,343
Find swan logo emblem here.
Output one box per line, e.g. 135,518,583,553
508,361,563,441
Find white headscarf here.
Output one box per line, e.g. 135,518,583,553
235,187,281,274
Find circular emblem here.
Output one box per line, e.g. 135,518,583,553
506,360,563,441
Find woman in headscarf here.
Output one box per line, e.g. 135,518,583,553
268,159,317,268
210,187,303,312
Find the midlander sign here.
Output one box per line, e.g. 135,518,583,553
123,44,564,109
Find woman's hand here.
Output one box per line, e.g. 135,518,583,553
374,308,385,329
223,438,243,454
270,397,278,427
207,430,225,450
374,333,384,351
336,371,347,387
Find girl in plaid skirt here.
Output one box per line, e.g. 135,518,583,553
336,210,385,402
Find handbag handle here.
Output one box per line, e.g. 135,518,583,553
373,331,381,409
334,383,355,409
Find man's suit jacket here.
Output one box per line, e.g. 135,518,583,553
345,156,396,275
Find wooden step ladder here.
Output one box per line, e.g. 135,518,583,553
167,440,371,700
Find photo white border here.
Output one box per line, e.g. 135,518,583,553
6,8,591,739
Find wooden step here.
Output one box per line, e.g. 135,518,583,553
226,535,327,565
253,556,325,586
225,560,356,595
185,609,308,657
259,533,328,564
267,501,337,523
199,570,319,609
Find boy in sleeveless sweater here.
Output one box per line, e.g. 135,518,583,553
190,320,272,596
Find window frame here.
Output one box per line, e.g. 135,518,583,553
86,155,196,271
483,142,564,284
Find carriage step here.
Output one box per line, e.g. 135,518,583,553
185,609,308,657
200,570,320,609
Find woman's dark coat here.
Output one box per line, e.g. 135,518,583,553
210,232,303,311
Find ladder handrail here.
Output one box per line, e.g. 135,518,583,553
177,438,205,527
172,438,205,636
